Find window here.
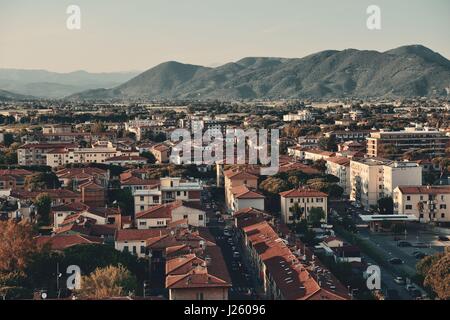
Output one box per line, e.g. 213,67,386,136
196,292,204,300
140,246,146,254
139,221,147,226
199,214,204,221
177,191,180,196
405,205,412,210
157,220,165,225
123,246,129,252
440,204,447,209
140,196,144,201
57,213,64,217
132,246,137,254
406,196,411,201
153,196,159,202
140,206,145,211
183,215,188,219
290,198,293,203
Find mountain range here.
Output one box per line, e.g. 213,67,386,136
1,45,449,101
0,69,139,99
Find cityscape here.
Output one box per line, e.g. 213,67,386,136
0,0,448,312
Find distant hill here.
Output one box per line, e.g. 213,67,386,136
35,45,450,100
0,69,140,99
0,89,34,101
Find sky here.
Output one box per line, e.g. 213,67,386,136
0,0,449,73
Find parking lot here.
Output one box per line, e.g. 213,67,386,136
330,199,449,299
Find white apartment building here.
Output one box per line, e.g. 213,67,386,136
279,189,328,224
283,109,315,122
393,186,450,224
350,158,422,209
133,177,202,213
325,157,351,195
46,146,139,168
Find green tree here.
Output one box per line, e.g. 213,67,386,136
377,197,394,214
25,172,61,191
35,193,52,226
77,264,137,299
141,151,156,164
309,207,325,227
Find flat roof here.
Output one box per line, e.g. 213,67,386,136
359,214,418,222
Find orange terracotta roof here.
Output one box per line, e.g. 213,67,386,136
279,189,328,198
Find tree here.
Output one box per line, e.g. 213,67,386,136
421,252,450,300
76,264,137,299
3,133,14,147
0,220,37,272
35,193,52,226
92,121,106,134
259,177,289,194
318,136,337,152
141,151,156,164
377,197,394,214
309,207,325,227
312,159,327,173
25,172,61,191
289,202,304,225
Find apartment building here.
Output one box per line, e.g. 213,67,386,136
393,186,450,224
350,158,422,209
366,127,450,159
304,149,335,162
18,142,77,166
0,169,32,191
324,129,375,143
279,189,328,224
136,200,206,229
224,169,259,211
283,109,315,122
133,177,202,213
325,157,351,195
46,146,139,168
229,185,265,212
237,220,349,300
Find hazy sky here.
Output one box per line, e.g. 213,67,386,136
0,0,449,73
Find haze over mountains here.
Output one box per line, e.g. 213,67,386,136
0,69,140,99
2,45,449,101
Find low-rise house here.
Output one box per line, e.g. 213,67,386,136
229,185,265,212
279,189,328,224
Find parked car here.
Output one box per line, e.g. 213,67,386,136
413,242,428,248
410,289,422,299
438,235,449,242
415,253,427,259
394,277,405,285
397,241,412,247
389,258,404,265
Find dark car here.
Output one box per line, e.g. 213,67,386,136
438,236,449,242
410,289,422,299
389,258,404,265
397,241,412,247
414,252,427,259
